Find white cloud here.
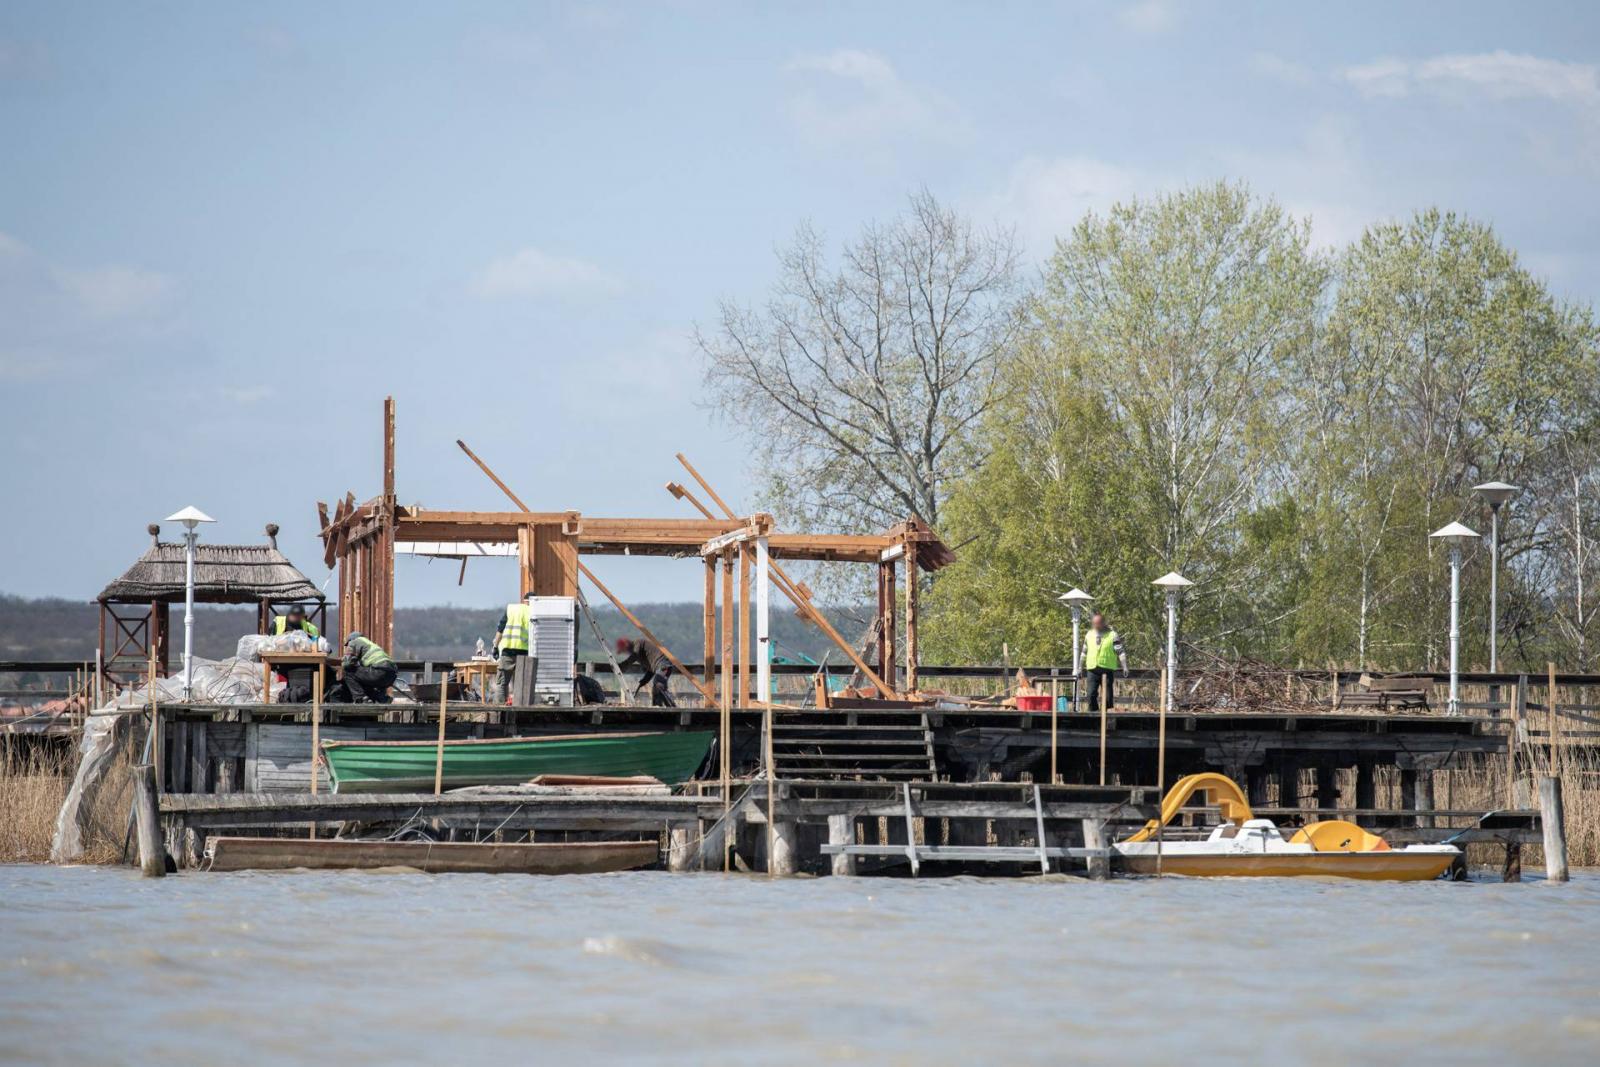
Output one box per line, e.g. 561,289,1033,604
1342,51,1600,107
0,230,26,258
784,48,965,149
1118,0,1179,34
472,247,620,299
54,265,173,318
980,155,1166,258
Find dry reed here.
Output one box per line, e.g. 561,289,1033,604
1,733,139,865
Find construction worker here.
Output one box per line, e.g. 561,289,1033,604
270,604,320,639
616,636,675,707
342,631,396,704
1081,612,1128,711
491,593,536,704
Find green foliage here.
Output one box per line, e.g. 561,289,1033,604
926,188,1600,672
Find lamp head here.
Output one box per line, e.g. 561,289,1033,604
1429,521,1479,545
1057,588,1094,610
1472,481,1519,509
165,505,215,531
1152,571,1193,592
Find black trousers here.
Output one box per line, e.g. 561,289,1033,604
637,668,676,707
348,663,397,703
1084,667,1116,711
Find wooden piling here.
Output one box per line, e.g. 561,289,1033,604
1097,677,1108,787
309,668,323,839
1538,775,1569,883
1081,819,1109,880
132,763,165,878
433,671,448,795
827,814,856,876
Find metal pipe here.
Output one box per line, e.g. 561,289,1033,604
1165,592,1179,707
1449,544,1462,715
1489,504,1500,673
182,527,196,701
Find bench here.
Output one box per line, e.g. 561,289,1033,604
1339,673,1431,710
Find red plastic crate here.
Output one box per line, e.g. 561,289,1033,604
1015,694,1051,711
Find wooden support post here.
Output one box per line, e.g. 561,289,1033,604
770,814,797,878
132,763,165,878
1413,767,1434,828
1548,662,1562,779
1502,842,1522,883
904,543,919,693
878,561,896,691
434,671,448,795
309,668,322,839
1539,775,1569,883
1098,671,1109,787
1081,819,1109,880
668,826,693,872
827,814,856,876
738,543,750,707
703,560,716,692
1355,759,1376,811
1156,667,1168,873
720,552,733,871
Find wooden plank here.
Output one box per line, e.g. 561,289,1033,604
206,836,658,875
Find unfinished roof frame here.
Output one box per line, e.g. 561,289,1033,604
317,398,953,702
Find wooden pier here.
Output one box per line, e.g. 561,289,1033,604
141,699,1552,879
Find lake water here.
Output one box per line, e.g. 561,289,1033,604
1,864,1597,1065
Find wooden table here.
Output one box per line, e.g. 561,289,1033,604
453,660,496,704
262,651,339,704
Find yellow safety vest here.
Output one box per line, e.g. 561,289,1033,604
349,636,393,668
272,617,320,639
500,603,531,653
1084,628,1120,671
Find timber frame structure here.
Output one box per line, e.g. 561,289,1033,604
317,398,953,702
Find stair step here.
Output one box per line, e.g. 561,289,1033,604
773,738,932,748
776,754,931,764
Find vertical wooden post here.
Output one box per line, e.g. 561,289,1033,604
879,561,897,692
308,667,323,839
1539,775,1569,883
1156,667,1168,875
1098,672,1109,787
828,814,856,876
755,537,771,704
738,544,751,707
720,551,734,871
904,543,919,694
1081,819,1109,880
434,671,449,795
132,763,165,878
1547,662,1562,778
702,559,716,694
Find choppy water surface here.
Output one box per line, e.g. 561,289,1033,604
1,865,1597,1065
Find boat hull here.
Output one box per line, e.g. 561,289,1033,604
206,836,659,874
1115,848,1457,881
320,731,714,793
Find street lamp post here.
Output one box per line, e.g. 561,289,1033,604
1472,482,1519,672
1151,572,1193,707
1057,588,1094,711
165,506,215,701
1430,522,1479,716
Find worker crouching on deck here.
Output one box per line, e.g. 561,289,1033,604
343,631,396,704
616,637,675,707
1082,612,1128,711
491,593,536,704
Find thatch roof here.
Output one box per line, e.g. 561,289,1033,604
98,524,325,604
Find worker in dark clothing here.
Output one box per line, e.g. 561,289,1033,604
616,637,675,707
343,631,396,704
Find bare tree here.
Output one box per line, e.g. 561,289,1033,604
696,190,1021,534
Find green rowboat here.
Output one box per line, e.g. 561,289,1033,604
319,731,714,793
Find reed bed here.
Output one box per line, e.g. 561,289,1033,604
1,735,138,865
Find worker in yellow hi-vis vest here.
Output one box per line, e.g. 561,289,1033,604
491,592,537,703
1082,612,1128,712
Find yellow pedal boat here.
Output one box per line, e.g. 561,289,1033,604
1114,773,1459,881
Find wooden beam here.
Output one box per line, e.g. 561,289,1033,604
739,543,751,706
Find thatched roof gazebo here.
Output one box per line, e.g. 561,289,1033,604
98,523,326,683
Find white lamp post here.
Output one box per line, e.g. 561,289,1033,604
165,506,215,701
1057,588,1094,714
1152,572,1193,706
1430,522,1479,716
1472,482,1519,673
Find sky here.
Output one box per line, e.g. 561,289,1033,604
3,1,1598,608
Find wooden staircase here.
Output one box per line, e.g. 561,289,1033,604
769,712,937,781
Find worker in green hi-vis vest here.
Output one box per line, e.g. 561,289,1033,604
1082,612,1128,712
342,631,396,704
491,593,537,704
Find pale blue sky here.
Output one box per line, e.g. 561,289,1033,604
3,1,1597,606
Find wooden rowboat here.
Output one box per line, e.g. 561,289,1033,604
319,731,714,793
205,836,660,874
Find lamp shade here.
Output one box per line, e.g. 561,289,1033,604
1057,588,1094,607
1152,571,1193,590
1429,521,1479,543
1472,481,1519,508
164,506,215,530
